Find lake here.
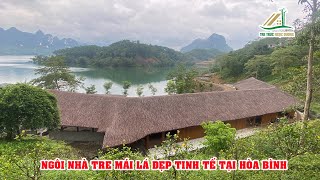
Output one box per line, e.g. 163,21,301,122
0,56,171,96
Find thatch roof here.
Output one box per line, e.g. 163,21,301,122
50,78,298,148
233,77,275,90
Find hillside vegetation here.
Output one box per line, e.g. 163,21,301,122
52,40,193,67
185,48,224,61
211,36,320,115
41,40,226,68
1,119,319,179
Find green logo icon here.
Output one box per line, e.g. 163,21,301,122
260,8,293,30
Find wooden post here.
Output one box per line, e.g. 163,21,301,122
145,135,149,149
77,127,79,132
161,132,165,142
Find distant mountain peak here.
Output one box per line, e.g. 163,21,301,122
7,27,19,32
181,33,232,53
35,30,44,36
208,33,220,38
208,33,225,41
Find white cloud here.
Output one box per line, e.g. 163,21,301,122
0,0,306,49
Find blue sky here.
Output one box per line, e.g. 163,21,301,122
0,0,305,50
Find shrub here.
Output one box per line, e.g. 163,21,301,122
202,121,236,156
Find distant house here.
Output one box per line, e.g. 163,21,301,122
49,78,299,149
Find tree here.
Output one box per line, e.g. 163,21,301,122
165,80,177,95
122,81,131,96
148,83,157,96
298,0,320,146
155,132,192,179
103,82,113,94
245,55,272,79
84,85,97,94
270,46,307,78
165,65,198,94
298,0,320,121
31,56,84,91
136,85,144,97
293,18,305,32
282,66,320,102
0,84,60,140
202,121,236,157
32,55,48,65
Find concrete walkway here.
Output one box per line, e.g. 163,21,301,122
148,127,261,159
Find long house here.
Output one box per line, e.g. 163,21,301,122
49,78,299,149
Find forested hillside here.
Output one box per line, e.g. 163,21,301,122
184,48,224,61
212,38,289,80
52,40,193,67
211,36,320,115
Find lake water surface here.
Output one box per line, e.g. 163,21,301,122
0,56,170,96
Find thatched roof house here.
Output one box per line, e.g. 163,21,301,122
233,77,275,90
50,78,299,148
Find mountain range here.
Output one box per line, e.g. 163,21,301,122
181,33,232,53
0,27,232,60
0,27,80,55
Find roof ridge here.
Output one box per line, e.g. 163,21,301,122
50,87,278,99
